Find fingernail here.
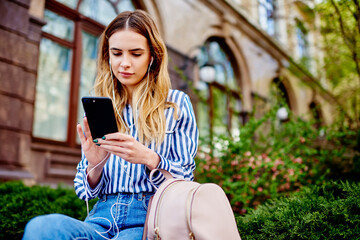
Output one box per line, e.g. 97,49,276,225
102,136,106,140
93,139,98,143
96,143,101,146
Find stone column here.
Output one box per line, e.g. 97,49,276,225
0,0,45,181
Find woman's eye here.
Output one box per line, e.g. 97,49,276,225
113,52,121,56
133,53,141,57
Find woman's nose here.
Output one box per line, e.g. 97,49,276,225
120,54,131,69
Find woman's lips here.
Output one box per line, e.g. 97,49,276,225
120,72,134,78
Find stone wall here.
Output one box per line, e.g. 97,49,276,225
0,0,45,180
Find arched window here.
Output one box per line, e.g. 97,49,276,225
196,38,242,140
32,0,136,146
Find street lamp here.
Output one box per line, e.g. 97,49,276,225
199,64,216,83
276,106,288,121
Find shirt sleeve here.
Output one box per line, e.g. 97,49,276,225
150,93,199,185
73,151,108,200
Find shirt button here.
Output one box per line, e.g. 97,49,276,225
122,187,125,191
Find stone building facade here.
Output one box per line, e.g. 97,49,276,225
0,0,333,185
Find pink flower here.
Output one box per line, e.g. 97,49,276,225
234,175,242,180
274,159,284,166
293,157,303,164
231,160,238,166
258,187,263,192
244,151,252,157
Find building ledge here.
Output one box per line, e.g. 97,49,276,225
0,169,34,180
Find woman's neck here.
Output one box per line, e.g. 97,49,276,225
125,87,133,105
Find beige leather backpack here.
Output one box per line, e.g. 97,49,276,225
143,169,242,240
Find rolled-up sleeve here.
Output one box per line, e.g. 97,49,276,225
150,93,199,185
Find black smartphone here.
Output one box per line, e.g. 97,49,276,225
81,97,118,139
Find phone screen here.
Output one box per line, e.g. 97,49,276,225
81,97,118,139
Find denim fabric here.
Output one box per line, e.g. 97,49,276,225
22,192,152,240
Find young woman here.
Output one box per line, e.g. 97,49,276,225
23,10,198,240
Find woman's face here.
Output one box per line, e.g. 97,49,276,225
108,30,151,96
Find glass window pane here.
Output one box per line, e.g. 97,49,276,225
197,101,210,140
79,0,135,26
230,98,242,139
296,25,309,59
33,38,72,141
76,31,99,143
43,9,74,42
212,87,228,136
258,0,275,36
55,0,79,9
197,86,210,140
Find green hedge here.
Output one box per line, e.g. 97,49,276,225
237,181,360,240
195,107,359,212
0,181,96,240
1,180,359,239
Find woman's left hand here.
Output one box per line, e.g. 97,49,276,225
94,133,160,170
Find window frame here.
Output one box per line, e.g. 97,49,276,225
33,0,109,147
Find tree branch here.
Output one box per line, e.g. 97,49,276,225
330,0,360,84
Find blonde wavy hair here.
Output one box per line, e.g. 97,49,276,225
94,10,177,146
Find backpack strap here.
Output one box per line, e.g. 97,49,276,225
142,196,153,240
149,169,174,190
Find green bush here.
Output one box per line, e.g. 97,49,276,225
195,107,359,213
237,181,360,240
0,181,96,240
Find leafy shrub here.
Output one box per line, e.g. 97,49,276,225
195,107,359,213
237,181,360,240
0,181,96,240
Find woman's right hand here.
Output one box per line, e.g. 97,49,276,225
77,117,109,187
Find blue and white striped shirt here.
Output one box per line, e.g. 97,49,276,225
74,89,199,200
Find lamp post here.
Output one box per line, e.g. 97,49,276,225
199,61,233,137
199,64,216,83
276,106,289,121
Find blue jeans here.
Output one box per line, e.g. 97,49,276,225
22,192,153,240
